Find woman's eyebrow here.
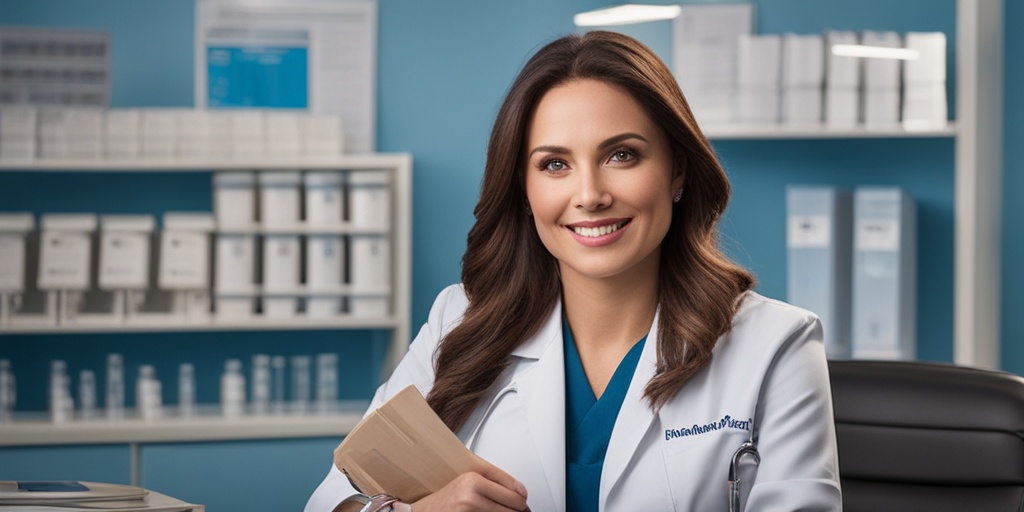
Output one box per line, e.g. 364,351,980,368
529,132,648,158
529,145,570,157
598,132,648,149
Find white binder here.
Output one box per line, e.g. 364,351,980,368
786,186,853,358
851,187,917,360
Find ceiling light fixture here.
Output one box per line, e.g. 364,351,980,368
573,4,683,27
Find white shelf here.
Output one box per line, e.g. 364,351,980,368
703,122,957,140
0,153,410,171
0,315,399,334
0,406,367,446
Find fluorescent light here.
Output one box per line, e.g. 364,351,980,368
831,44,920,60
574,4,683,27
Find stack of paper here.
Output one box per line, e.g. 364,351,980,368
781,34,824,125
824,31,861,127
737,34,782,124
0,481,203,511
862,31,902,127
902,32,948,129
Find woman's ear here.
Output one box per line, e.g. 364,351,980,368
672,150,686,195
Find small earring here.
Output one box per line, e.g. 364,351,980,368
673,189,683,203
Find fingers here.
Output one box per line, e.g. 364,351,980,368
475,461,529,501
411,471,529,512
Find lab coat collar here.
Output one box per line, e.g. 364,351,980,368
600,310,660,506
508,298,566,511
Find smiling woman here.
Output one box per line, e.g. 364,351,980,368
306,31,842,512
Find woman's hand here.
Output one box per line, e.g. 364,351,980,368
410,465,529,512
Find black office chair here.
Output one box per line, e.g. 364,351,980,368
829,360,1024,512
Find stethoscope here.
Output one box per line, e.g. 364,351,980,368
727,344,785,512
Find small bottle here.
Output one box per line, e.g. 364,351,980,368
290,355,311,415
251,354,271,415
106,353,125,420
79,370,97,420
49,360,73,423
0,359,16,422
136,365,162,421
315,353,338,414
220,359,245,418
178,363,195,419
271,356,286,415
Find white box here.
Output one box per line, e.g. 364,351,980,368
258,172,301,228
862,31,902,88
0,213,34,292
671,4,754,124
851,187,917,360
826,88,860,128
159,213,214,290
349,295,388,317
37,108,69,159
104,109,141,159
216,296,254,320
782,34,824,88
0,107,37,161
306,235,344,291
863,89,901,127
350,235,390,291
215,234,255,293
304,172,345,226
348,171,391,231
262,235,300,292
175,109,213,158
37,214,97,290
307,296,342,317
782,88,823,125
98,215,154,290
141,109,178,158
213,172,256,228
206,110,234,160
265,111,302,158
65,108,104,159
786,187,853,358
301,115,344,157
231,110,265,160
903,32,947,85
263,296,297,318
825,31,861,88
737,34,782,124
902,83,948,129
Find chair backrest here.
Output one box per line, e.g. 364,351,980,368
829,360,1024,512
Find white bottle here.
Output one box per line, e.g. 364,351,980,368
49,360,73,423
290,355,311,415
79,369,97,420
106,353,125,420
178,363,195,419
136,365,162,421
271,355,286,415
251,354,271,415
220,359,246,418
315,353,338,414
0,359,16,422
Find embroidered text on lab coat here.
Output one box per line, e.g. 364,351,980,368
664,415,751,441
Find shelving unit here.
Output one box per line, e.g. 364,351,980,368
0,152,413,444
702,0,1002,368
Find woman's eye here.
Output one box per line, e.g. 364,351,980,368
543,160,567,172
610,150,635,163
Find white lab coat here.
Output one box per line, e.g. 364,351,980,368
306,284,842,511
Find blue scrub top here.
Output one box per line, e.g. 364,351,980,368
563,319,647,512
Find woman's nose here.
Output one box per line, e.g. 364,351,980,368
574,167,612,211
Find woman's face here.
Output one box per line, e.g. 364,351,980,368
524,79,682,285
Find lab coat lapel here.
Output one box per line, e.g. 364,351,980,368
509,300,567,512
599,312,660,504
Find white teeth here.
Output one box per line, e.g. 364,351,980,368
572,221,625,238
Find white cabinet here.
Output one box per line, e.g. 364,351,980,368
0,153,413,444
702,0,1002,368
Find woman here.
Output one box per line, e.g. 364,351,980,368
307,31,841,512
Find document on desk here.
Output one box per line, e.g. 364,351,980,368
334,385,491,502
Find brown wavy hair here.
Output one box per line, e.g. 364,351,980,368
426,31,755,432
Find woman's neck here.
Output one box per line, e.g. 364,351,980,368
560,257,659,354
